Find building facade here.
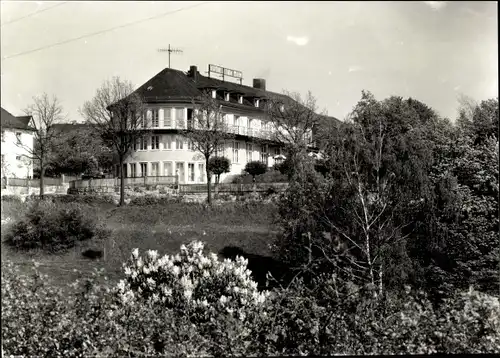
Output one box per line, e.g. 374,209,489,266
1,107,35,179
116,65,314,184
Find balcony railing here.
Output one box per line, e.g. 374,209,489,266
225,125,275,140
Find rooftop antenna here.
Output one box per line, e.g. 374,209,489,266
158,44,183,69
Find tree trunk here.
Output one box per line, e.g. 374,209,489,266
206,158,212,204
119,156,125,206
39,165,45,199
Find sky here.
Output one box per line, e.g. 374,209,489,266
1,1,498,122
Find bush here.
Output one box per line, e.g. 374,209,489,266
2,253,498,356
244,161,267,181
129,194,181,206
232,170,288,184
4,201,109,253
53,194,115,205
118,241,271,356
1,194,22,203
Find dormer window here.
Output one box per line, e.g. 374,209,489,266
238,95,243,104
254,98,260,108
211,90,217,99
224,92,230,102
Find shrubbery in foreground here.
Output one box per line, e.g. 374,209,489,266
2,240,499,356
4,201,109,253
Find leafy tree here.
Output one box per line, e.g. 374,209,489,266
245,161,267,183
457,95,498,144
413,133,499,296
274,91,451,294
208,156,230,187
50,125,113,176
81,77,147,206
266,91,325,180
17,93,65,197
181,93,233,204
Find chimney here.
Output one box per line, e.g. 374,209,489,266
253,78,266,91
189,65,198,81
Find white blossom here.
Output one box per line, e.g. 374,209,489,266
184,289,193,300
146,277,156,288
132,248,139,259
147,250,159,261
117,279,126,292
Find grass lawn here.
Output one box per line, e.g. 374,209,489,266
1,200,279,289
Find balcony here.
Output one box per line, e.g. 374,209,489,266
225,125,275,140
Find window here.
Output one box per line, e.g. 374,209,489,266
151,135,160,150
198,163,205,182
140,111,146,128
163,135,172,150
188,163,195,182
138,137,147,150
164,108,172,127
216,143,224,158
176,162,185,183
187,140,195,151
151,162,159,176
254,99,260,108
187,108,194,129
246,143,252,162
238,95,243,104
130,163,137,178
163,161,173,176
212,90,217,99
260,145,268,164
140,162,148,177
152,109,159,127
224,92,230,101
16,155,22,161
232,141,239,163
175,137,184,150
175,108,184,128
233,115,240,126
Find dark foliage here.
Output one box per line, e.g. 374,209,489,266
4,202,109,253
219,246,293,289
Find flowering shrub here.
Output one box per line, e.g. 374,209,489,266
117,241,271,356
118,241,270,319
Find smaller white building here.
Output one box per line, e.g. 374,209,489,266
1,107,35,179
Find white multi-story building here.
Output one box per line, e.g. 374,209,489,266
117,65,319,184
1,107,35,179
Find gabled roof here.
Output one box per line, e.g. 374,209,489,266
0,107,35,131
